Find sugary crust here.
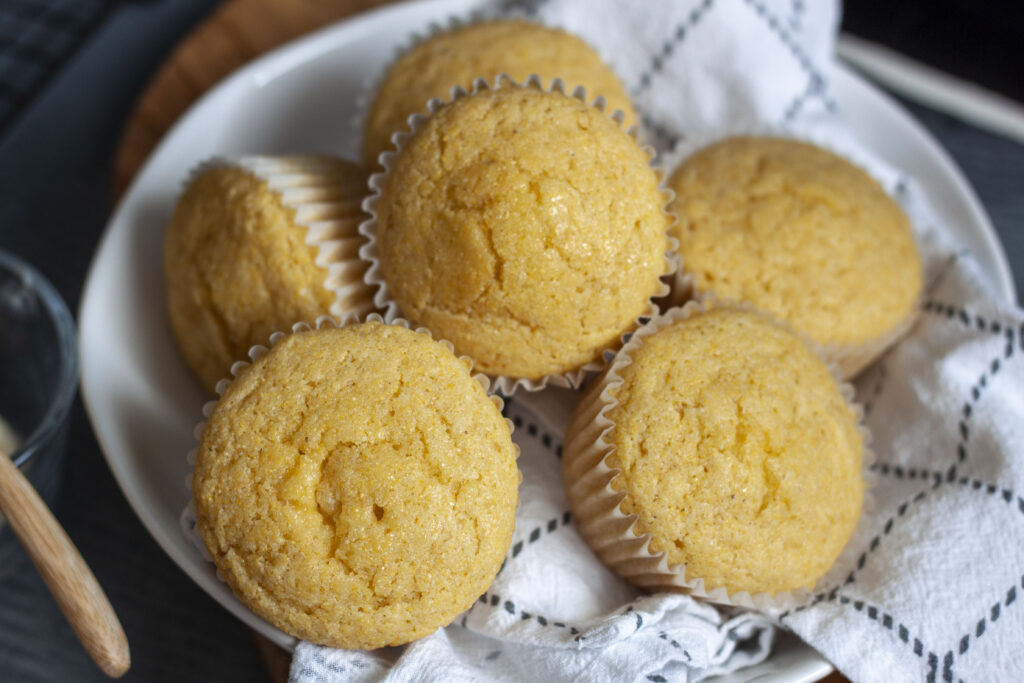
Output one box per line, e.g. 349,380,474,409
192,323,519,648
376,86,669,380
668,136,921,350
164,160,368,392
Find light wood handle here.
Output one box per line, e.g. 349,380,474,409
0,450,130,677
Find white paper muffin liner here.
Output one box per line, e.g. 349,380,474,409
358,74,678,395
660,124,924,378
180,312,520,581
188,155,378,322
352,9,640,168
561,299,877,613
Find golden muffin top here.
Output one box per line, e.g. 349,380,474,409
192,322,519,648
606,307,863,595
668,136,921,350
375,84,670,382
364,19,637,167
164,159,368,392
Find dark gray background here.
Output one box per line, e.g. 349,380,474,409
0,1,1020,681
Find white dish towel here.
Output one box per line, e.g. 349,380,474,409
291,1,1024,680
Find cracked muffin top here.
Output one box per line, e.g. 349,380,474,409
667,136,921,364
191,321,519,649
604,307,863,595
374,83,670,382
164,159,368,393
363,19,636,167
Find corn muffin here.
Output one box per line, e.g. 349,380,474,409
192,320,519,649
363,19,637,167
564,306,864,597
164,157,372,393
371,81,671,384
668,136,921,377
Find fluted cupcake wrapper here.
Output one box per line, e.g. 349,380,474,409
562,298,877,614
180,312,520,586
188,155,378,323
358,74,679,395
352,9,640,169
660,124,924,379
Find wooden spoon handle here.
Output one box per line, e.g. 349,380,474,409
0,450,130,677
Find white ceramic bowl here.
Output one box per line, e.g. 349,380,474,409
79,1,1015,680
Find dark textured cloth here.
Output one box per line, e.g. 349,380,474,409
0,1,1019,681
0,0,112,130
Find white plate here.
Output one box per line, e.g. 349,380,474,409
79,1,1017,680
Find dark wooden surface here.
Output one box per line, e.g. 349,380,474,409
113,0,400,198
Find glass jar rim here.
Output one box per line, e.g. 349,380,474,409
0,250,78,468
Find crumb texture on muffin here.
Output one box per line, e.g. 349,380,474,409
606,308,863,595
164,160,367,392
364,19,636,166
376,85,669,381
668,136,921,349
192,323,519,648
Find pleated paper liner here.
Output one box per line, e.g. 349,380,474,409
195,155,378,320
351,9,640,169
358,74,679,394
562,299,876,613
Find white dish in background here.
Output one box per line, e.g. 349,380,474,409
79,0,1016,681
